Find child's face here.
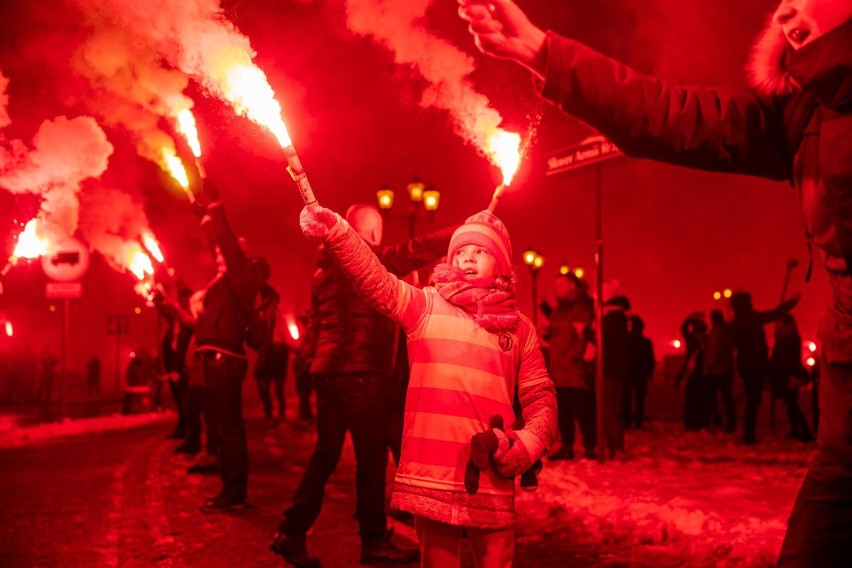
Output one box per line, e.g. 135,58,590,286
774,0,852,49
452,243,498,280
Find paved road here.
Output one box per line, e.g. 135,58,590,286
0,409,621,567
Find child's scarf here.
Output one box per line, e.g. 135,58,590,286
431,263,519,334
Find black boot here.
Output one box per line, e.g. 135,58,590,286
270,532,322,568
360,531,420,565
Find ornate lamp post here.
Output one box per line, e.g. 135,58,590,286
376,177,440,238
523,247,544,328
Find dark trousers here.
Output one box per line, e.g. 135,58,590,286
620,377,647,428
603,378,624,454
707,374,736,432
167,373,188,435
256,344,288,419
782,384,813,439
741,372,765,444
295,370,313,421
555,387,596,452
281,374,388,541
683,374,707,431
778,467,852,566
186,385,219,455
202,352,249,501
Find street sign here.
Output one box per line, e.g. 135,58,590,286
546,135,624,176
46,282,82,299
41,238,90,282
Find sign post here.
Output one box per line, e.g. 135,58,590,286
41,238,90,421
546,136,624,463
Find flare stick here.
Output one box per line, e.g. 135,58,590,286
487,184,506,214
282,145,318,210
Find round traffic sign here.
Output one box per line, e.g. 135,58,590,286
41,237,90,282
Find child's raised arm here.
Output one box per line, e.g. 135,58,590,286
299,206,425,329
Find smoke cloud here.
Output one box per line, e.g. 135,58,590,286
78,186,153,275
345,0,507,161
0,114,113,237
73,26,193,168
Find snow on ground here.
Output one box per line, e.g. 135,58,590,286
0,410,172,450
517,423,814,567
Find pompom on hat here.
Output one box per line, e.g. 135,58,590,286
447,211,513,276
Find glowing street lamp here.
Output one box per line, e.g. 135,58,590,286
713,291,722,301
524,248,544,327
376,187,394,210
723,288,732,298
377,178,439,238
574,267,585,279
560,264,570,275
422,187,440,212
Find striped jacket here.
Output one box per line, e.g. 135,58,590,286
322,219,557,529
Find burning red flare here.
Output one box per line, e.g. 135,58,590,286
141,233,164,264
162,147,190,189
176,109,202,158
4,321,12,338
12,219,49,260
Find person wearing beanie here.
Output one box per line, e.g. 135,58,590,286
298,205,557,567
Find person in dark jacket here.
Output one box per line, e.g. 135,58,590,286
540,271,595,459
271,203,454,567
771,314,815,442
459,1,852,562
253,283,288,423
676,312,710,431
156,282,194,439
704,310,737,433
602,295,631,458
624,315,655,430
192,189,267,514
731,291,800,444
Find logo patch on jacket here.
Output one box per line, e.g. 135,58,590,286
498,332,512,352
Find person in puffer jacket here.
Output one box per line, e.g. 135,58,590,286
459,1,852,565
300,205,557,568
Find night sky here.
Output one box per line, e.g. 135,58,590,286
0,0,828,377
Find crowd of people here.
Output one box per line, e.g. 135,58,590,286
1,0,849,565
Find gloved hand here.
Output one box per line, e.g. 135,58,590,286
493,428,533,478
300,205,343,239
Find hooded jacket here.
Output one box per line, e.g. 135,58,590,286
536,18,852,467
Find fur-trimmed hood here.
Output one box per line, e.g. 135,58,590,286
749,15,852,107
748,17,799,97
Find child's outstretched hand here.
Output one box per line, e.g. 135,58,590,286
300,205,343,239
493,429,533,478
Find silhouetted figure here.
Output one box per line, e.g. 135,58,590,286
770,314,814,442
730,291,799,445
86,354,101,396
602,296,630,457
291,312,315,424
704,310,736,432
677,312,708,431
157,284,194,438
541,272,596,459
624,315,655,429
36,348,58,406
253,284,288,422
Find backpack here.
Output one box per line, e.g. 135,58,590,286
246,284,279,352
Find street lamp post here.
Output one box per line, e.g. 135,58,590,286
523,248,544,329
376,177,440,239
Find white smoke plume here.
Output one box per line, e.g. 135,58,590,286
345,0,514,169
0,69,10,129
0,115,113,237
73,26,194,169
72,0,284,139
78,186,154,276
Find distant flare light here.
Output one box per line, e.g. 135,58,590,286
288,322,300,342
162,148,190,189
128,251,154,281
141,234,164,264
673,340,682,349
12,219,49,260
176,109,202,158
4,321,12,337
